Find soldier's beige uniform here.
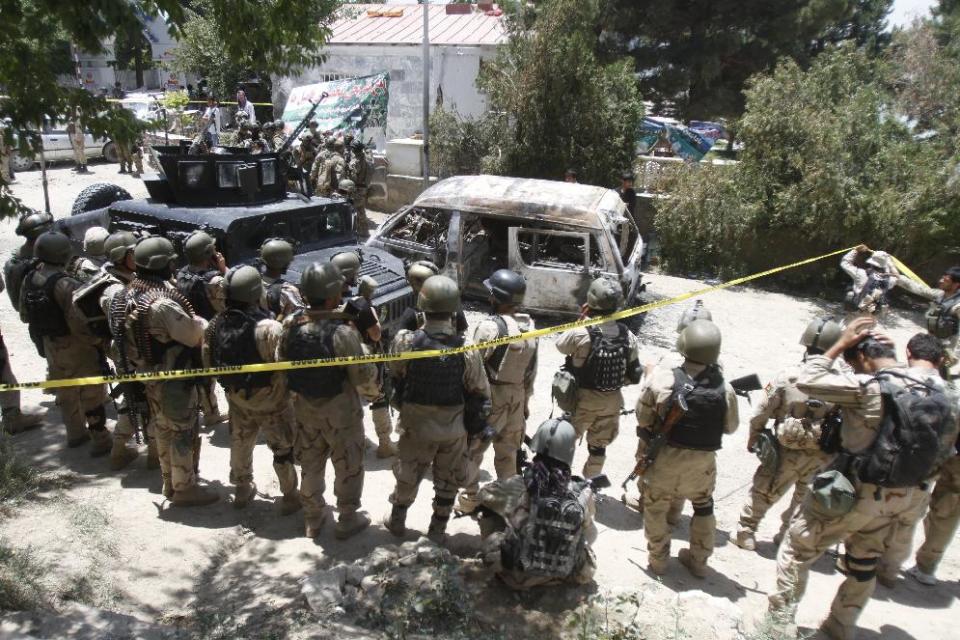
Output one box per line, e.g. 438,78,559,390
96,266,139,445
914,454,960,575
179,266,226,424
460,313,537,511
66,255,100,283
769,359,955,639
556,321,640,477
261,274,304,320
840,249,896,318
279,310,379,531
21,264,108,445
738,363,833,541
67,120,86,167
636,362,739,567
894,277,960,377
348,151,371,234
0,121,12,183
317,152,345,197
203,317,297,495
389,319,490,520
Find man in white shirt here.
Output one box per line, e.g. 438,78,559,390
236,89,256,125
202,96,221,147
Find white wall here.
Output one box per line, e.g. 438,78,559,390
273,43,496,150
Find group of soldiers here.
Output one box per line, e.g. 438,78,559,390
2,212,959,639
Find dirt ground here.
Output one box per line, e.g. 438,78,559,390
0,162,957,639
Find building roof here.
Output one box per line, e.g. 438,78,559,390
329,4,506,47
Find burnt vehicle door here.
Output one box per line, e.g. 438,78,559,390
506,227,596,315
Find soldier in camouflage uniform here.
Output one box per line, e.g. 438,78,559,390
279,262,380,539
64,226,108,283
272,120,287,151
347,139,372,236
204,266,300,514
0,255,43,434
636,320,739,578
111,237,218,506
909,437,960,586
296,133,316,174
458,269,537,514
5,211,53,313
733,317,842,552
387,275,491,543
894,265,960,378
259,238,304,321
21,232,112,454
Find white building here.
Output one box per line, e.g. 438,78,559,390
272,3,506,150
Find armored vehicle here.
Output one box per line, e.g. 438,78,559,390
56,143,414,329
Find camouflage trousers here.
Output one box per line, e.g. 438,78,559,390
769,483,919,638
227,390,297,495
390,423,467,520
571,389,623,478
0,148,10,182
738,448,829,538
915,456,960,575
876,484,931,581
354,191,370,236
145,380,200,493
461,384,527,506
45,338,107,443
0,331,20,410
642,445,717,565
70,132,85,165
293,391,365,529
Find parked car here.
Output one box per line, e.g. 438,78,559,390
10,118,117,171
366,175,645,318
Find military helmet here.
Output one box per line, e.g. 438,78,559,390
299,132,312,142
676,300,712,333
183,230,216,263
338,179,356,196
407,260,440,291
82,226,110,258
586,277,622,313
299,262,344,304
33,231,73,265
417,275,460,313
677,319,722,365
104,230,138,264
225,265,263,304
324,137,336,149
351,138,365,150
484,269,526,305
331,250,361,281
273,119,285,130
528,417,577,468
800,316,843,353
15,210,54,240
134,236,176,270
333,138,345,151
259,238,294,271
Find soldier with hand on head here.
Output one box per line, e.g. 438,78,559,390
279,262,380,540
841,245,898,318
259,238,304,321
204,266,301,514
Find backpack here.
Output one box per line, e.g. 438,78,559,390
575,324,629,392
855,371,954,488
486,315,537,385
509,482,587,578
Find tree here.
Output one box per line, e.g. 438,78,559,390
113,22,154,89
0,0,340,218
811,0,893,55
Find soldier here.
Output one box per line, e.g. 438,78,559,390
331,250,395,458
348,139,372,236
398,261,469,334
458,269,537,514
0,118,14,184
175,230,228,428
840,245,897,318
894,265,960,377
278,262,379,538
733,317,842,552
386,275,490,543
21,231,111,454
260,121,276,152
111,236,218,506
204,265,300,514
297,133,316,174
635,320,739,578
767,318,956,640
271,120,287,151
67,113,89,174
0,275,42,434
258,238,304,321
65,227,107,283
556,278,641,478
5,210,53,312
315,138,345,197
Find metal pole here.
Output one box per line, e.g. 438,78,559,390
37,135,50,215
422,0,430,189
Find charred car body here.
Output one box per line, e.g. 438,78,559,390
366,175,644,318
56,144,414,329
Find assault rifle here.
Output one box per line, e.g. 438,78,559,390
621,377,695,491
276,93,328,197
730,373,763,404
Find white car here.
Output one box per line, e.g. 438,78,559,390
10,119,117,171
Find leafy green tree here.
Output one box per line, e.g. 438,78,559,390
811,0,893,55
113,22,154,89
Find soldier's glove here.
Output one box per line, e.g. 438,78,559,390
358,275,377,300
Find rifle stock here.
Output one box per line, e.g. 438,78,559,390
622,399,686,490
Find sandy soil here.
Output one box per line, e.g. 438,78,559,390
0,163,957,638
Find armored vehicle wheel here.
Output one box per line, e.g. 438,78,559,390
71,183,132,216
9,153,34,172
102,141,120,163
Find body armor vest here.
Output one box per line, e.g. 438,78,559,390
265,279,286,317
927,292,960,339
175,266,219,320
855,270,890,311
209,308,273,393
668,366,727,451
512,480,587,578
403,331,466,406
486,314,537,385
574,324,629,391
73,270,120,340
22,271,71,349
4,254,37,312
284,311,348,398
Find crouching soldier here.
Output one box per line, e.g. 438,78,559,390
204,266,301,514
279,262,380,539
387,275,490,542
478,417,597,589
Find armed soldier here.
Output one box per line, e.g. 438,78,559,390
734,317,842,552
841,245,897,318
315,138,345,197
458,269,537,514
347,139,371,236
5,210,54,312
635,320,739,578
111,236,218,506
398,261,469,334
271,120,287,151
259,238,304,321
21,231,112,454
331,250,395,458
767,318,956,640
204,266,300,514
279,262,380,539
894,265,960,378
556,278,641,478
296,133,316,173
175,230,228,428
260,121,276,152
387,275,490,543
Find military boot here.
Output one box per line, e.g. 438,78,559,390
376,438,397,459
678,548,707,579
734,530,756,552
372,407,396,458
279,491,302,516
386,505,407,537
161,475,173,499
427,513,449,544
146,439,160,469
1,407,43,434
109,438,139,471
88,427,112,458
819,614,854,640
335,512,371,540
172,484,219,507
233,482,257,509
305,510,330,539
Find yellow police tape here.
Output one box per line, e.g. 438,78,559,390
890,256,929,289
0,246,864,393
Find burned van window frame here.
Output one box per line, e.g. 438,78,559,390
515,228,591,271
383,207,451,250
